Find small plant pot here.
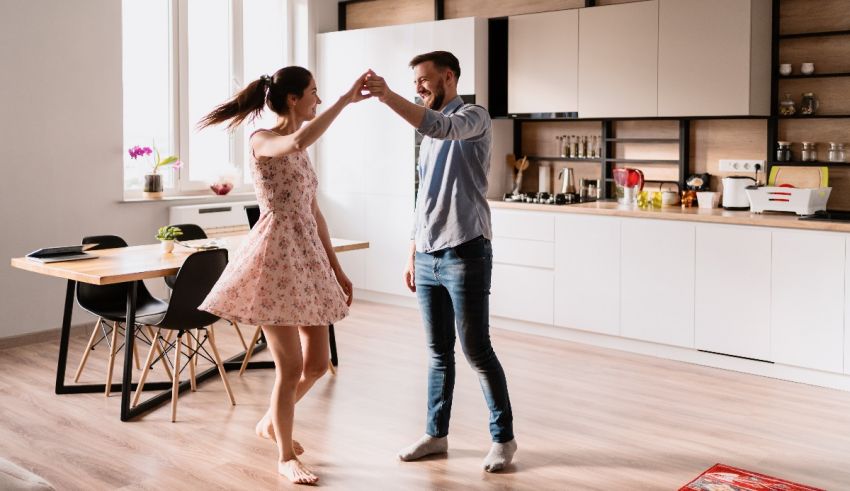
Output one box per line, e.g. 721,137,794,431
160,239,174,254
210,182,233,195
144,174,163,199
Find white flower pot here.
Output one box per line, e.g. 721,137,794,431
160,240,174,254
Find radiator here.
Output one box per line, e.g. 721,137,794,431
168,200,258,236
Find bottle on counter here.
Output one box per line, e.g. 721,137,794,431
578,136,586,159
570,135,578,159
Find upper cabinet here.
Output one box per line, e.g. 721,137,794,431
508,10,578,114
658,0,772,117
413,17,488,102
578,1,659,118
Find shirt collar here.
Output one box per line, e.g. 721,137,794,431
440,96,463,115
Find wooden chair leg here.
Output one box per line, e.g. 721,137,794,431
133,328,162,407
239,327,263,376
147,326,173,380
328,358,336,375
74,318,102,382
231,320,248,351
187,330,197,392
105,321,120,397
207,327,236,406
133,330,141,370
171,331,182,422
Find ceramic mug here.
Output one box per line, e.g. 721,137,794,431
801,62,815,75
779,63,792,76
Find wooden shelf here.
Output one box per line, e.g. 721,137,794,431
779,29,850,40
605,138,680,143
779,72,850,80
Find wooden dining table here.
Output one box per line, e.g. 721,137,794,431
10,235,368,421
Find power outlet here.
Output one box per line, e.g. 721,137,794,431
719,159,765,173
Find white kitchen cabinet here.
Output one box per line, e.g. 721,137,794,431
490,263,554,325
413,17,487,99
364,194,415,297
554,214,620,336
620,218,694,347
658,0,771,117
772,230,845,373
694,224,771,360
508,10,578,114
318,192,367,288
578,1,658,118
491,208,555,242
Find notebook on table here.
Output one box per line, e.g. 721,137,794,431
26,244,98,263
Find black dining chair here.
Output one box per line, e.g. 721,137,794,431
238,205,340,376
133,249,235,421
163,224,207,289
74,235,171,395
164,223,249,354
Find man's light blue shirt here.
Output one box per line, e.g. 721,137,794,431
412,96,492,253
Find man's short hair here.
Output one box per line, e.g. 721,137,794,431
409,51,461,80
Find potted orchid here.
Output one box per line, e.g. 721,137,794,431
128,144,182,198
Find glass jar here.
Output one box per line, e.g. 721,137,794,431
828,142,846,163
776,141,791,162
779,93,796,116
800,92,819,116
801,141,817,162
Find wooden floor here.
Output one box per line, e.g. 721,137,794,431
2,301,850,490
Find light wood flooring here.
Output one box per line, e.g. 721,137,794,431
2,301,850,490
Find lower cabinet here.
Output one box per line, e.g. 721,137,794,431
773,230,845,373
620,219,695,347
694,224,771,360
554,214,620,335
490,262,554,325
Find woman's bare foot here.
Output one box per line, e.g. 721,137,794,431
255,417,304,455
278,458,318,485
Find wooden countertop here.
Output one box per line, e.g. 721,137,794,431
489,200,850,233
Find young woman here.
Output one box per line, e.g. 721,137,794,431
198,66,370,484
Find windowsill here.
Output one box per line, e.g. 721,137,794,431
121,191,256,203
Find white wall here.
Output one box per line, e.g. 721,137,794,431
0,0,254,338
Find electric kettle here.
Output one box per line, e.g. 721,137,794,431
722,176,756,210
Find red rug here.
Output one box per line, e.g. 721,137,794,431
680,464,825,491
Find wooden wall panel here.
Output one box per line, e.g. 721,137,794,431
690,120,767,191
779,36,850,75
345,0,433,30
445,0,583,19
779,0,850,36
777,78,850,115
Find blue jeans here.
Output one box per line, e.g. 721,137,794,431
415,236,514,443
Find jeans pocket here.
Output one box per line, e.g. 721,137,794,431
452,236,490,261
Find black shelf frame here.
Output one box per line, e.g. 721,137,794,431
779,29,850,39
767,0,850,181
769,161,849,167
780,72,850,79
605,138,680,143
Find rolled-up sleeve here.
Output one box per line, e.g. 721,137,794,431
417,105,489,141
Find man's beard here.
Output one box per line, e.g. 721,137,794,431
428,82,445,110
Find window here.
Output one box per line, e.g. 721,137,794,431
122,0,289,197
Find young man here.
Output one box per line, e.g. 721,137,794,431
365,51,517,472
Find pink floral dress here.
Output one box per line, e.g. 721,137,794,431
200,132,349,327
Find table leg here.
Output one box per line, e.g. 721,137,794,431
55,280,76,394
120,282,138,422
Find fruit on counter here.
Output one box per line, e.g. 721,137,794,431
778,183,796,188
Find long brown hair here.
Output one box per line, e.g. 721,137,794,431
197,66,314,131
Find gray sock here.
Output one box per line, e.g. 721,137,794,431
398,435,448,462
483,439,517,472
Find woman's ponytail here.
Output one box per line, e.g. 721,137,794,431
197,77,270,131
